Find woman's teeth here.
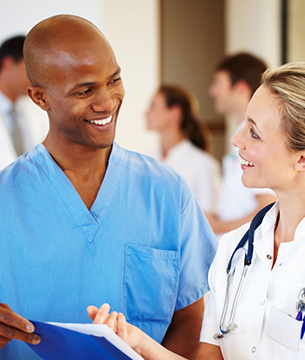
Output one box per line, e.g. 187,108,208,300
89,116,112,125
240,157,254,166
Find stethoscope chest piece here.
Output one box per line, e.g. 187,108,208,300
213,323,238,340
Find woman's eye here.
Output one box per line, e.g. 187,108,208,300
250,128,259,139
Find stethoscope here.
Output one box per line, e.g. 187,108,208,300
214,202,275,340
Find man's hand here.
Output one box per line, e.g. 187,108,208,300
0,303,40,349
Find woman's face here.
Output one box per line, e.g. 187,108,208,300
145,92,174,132
232,85,300,193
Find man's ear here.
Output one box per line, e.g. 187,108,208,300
27,85,50,111
233,79,250,94
0,56,15,71
295,154,305,172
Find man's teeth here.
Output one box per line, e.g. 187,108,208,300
240,157,254,166
89,116,112,125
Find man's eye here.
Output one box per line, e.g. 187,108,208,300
110,77,121,84
79,88,92,95
250,128,259,139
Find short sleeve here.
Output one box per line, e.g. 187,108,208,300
175,179,218,310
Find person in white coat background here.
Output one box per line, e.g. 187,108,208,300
145,84,220,214
0,35,48,170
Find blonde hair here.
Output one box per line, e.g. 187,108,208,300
262,62,305,152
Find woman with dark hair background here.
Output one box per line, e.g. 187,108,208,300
145,85,220,214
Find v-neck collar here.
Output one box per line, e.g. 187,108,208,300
31,142,125,243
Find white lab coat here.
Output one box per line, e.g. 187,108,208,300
153,139,221,213
201,202,305,359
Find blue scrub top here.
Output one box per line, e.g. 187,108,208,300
0,142,217,359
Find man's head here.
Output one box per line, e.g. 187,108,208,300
24,15,125,151
0,35,30,101
209,52,267,117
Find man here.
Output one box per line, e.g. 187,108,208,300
0,15,217,359
0,35,48,169
207,53,276,235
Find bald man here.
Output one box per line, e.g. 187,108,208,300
0,15,217,359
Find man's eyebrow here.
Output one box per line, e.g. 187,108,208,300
108,67,121,80
71,68,121,90
71,82,96,90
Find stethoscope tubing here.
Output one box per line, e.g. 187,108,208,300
214,202,276,340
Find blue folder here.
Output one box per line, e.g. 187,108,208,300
26,320,144,360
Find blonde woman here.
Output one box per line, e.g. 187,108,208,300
89,62,305,359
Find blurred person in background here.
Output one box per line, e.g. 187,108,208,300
146,85,220,214
207,53,276,236
0,35,48,169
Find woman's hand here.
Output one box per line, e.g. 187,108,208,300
87,303,144,353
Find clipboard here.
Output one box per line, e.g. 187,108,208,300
26,320,144,360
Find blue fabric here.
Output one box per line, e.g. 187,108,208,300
0,142,217,359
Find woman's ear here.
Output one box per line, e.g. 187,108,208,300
295,154,305,172
27,85,50,111
169,104,182,123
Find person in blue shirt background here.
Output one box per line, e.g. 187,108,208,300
0,14,217,359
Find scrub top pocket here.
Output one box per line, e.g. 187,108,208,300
124,243,180,324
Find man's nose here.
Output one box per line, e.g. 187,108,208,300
91,89,116,112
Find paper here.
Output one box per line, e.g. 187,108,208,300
26,320,144,360
267,306,302,353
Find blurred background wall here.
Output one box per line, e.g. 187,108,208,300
0,0,289,160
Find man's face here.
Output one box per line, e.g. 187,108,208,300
42,36,125,151
4,58,31,100
209,70,236,115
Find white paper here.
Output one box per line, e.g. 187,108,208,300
267,306,302,353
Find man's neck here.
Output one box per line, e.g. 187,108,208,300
0,81,18,102
229,105,247,126
43,134,112,209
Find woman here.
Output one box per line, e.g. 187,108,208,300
89,62,305,359
145,85,220,214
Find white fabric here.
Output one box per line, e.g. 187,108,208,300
201,202,305,359
153,139,220,213
218,122,274,221
0,90,49,170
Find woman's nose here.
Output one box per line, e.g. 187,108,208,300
231,127,245,150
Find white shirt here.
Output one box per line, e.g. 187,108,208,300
154,139,220,213
201,202,305,359
0,90,49,170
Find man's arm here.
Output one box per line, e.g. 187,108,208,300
161,297,204,359
0,303,40,348
206,193,277,234
196,343,224,360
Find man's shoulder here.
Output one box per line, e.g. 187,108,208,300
0,145,44,184
114,143,192,199
116,143,182,181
